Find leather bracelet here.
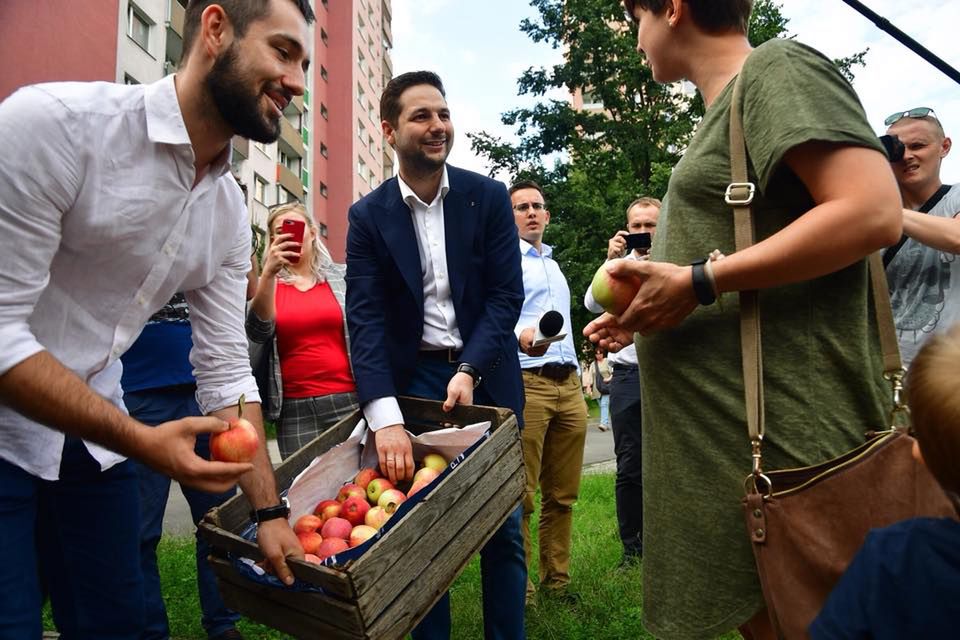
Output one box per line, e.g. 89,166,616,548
690,260,717,306
456,362,482,388
250,497,290,525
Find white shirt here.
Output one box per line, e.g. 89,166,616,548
363,167,461,430
583,251,643,367
0,76,260,480
515,240,578,370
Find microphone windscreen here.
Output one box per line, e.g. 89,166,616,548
538,310,564,338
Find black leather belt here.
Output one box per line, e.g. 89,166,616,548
523,362,577,382
419,348,463,363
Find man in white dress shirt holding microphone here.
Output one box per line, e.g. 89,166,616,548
511,180,588,605
584,196,661,567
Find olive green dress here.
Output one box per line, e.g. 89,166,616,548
637,39,891,639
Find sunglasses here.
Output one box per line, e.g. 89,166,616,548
512,202,546,212
884,107,938,127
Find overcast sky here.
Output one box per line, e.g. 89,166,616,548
390,0,960,182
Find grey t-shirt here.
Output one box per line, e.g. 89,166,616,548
886,184,960,367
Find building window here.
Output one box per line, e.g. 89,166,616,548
127,4,151,52
368,103,377,124
358,49,367,74
319,182,329,198
358,83,365,107
254,174,268,204
277,186,296,205
320,66,328,82
358,119,366,142
319,223,328,237
320,104,329,120
321,29,329,46
301,169,309,189
123,73,140,85
253,141,268,154
368,133,377,157
358,159,368,180
320,143,329,158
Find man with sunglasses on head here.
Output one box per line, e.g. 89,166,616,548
883,108,960,367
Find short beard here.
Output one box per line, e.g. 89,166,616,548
206,44,281,143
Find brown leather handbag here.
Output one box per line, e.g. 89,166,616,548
726,73,958,639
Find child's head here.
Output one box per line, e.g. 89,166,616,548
906,324,960,494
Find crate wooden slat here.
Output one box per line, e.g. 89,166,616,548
199,398,523,640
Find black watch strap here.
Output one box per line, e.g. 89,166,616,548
456,362,482,388
250,497,290,525
690,260,717,306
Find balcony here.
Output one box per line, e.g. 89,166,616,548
231,136,249,161
167,0,184,37
382,52,393,82
381,15,392,48
279,116,306,158
165,0,185,65
276,163,304,200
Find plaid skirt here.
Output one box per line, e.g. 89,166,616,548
277,391,359,460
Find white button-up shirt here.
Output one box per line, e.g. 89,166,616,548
0,76,260,480
363,168,463,431
515,240,578,370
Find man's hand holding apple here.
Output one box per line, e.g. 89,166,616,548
374,425,414,484
518,327,550,357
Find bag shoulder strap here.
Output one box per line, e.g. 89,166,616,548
727,72,904,447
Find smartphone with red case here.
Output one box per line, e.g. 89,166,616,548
281,218,306,264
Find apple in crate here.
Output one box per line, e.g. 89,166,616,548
320,517,352,540
349,525,377,548
297,531,323,555
313,499,342,522
365,506,390,530
316,537,349,560
209,394,259,463
421,453,447,472
303,553,322,565
337,483,366,503
340,496,370,526
293,514,323,535
378,489,407,514
354,467,381,490
366,477,394,504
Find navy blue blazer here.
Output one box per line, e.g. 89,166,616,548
345,165,525,421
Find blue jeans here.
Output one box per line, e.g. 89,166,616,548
0,437,143,640
124,385,239,640
599,393,611,427
406,357,527,640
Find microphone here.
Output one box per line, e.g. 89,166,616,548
533,310,565,345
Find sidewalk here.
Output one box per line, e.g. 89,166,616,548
162,417,616,537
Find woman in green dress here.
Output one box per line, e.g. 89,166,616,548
585,1,903,638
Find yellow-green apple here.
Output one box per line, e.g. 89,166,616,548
316,537,349,560
293,514,323,535
421,453,447,472
297,531,323,555
340,496,370,527
354,467,381,490
366,477,394,504
365,506,390,529
349,524,377,548
320,517,352,540
590,260,641,315
413,467,440,485
313,499,341,522
303,553,322,564
210,394,259,463
378,489,407,514
337,483,366,503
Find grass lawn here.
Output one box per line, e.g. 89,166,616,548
45,472,739,639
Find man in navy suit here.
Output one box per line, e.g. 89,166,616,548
346,71,527,639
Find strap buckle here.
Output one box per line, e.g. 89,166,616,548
725,182,756,205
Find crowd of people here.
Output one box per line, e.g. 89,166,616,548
0,0,957,639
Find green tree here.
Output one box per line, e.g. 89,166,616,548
470,0,862,346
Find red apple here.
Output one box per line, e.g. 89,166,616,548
421,453,447,473
210,394,259,463
366,477,394,504
349,524,377,548
408,478,432,498
340,496,370,526
297,531,323,555
378,489,407,514
365,506,390,529
354,467,381,490
293,514,323,535
590,260,642,315
320,517,352,540
337,483,366,503
316,537,349,560
413,467,440,485
303,553,322,564
313,499,342,522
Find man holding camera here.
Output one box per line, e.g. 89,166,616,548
584,196,661,567
510,180,587,605
883,108,960,367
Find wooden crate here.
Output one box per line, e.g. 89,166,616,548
198,397,524,640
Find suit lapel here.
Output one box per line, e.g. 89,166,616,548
443,184,478,311
372,185,424,311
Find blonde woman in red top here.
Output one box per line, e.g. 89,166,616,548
247,203,358,459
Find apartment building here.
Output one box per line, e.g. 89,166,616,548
0,0,394,262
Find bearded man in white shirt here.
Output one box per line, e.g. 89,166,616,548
0,1,313,637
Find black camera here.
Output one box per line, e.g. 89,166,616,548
880,134,905,163
625,232,652,252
